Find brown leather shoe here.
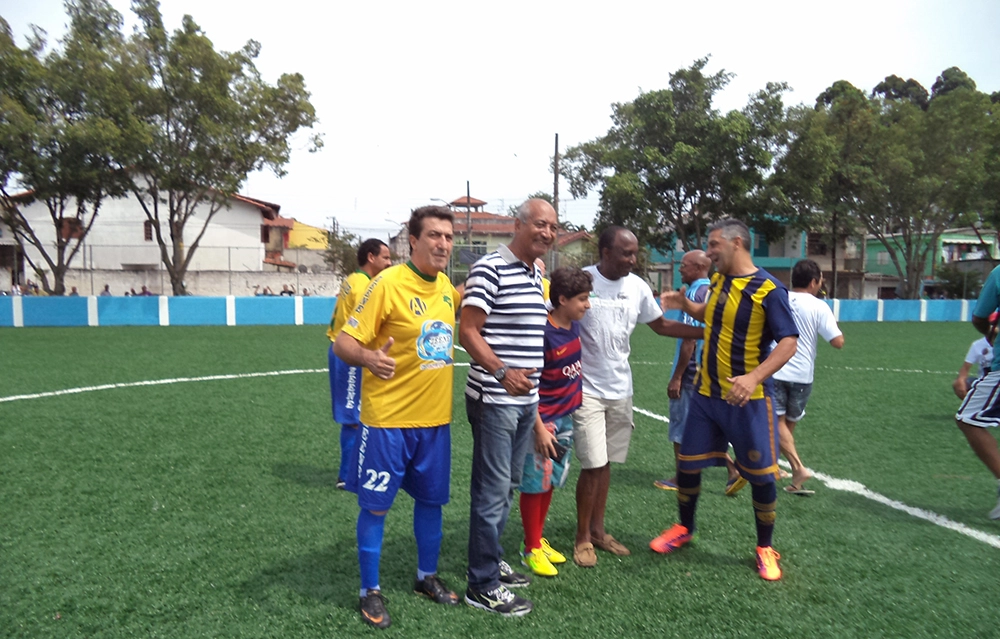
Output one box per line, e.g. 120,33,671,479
573,542,597,567
592,534,631,556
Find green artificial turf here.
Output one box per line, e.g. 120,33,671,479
1,323,998,638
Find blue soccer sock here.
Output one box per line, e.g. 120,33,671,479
413,500,443,578
357,509,386,593
338,424,358,482
677,470,702,532
751,482,777,548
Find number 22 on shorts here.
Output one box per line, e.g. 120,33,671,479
362,469,390,492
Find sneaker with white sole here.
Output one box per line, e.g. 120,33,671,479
498,559,531,587
465,585,533,617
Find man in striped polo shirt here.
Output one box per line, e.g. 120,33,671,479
460,198,558,617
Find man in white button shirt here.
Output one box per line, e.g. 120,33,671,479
772,259,844,495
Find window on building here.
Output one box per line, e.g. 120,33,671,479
260,225,270,243
143,220,154,241
60,218,83,240
876,252,889,265
807,233,828,256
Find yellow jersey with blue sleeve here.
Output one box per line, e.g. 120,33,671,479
327,270,372,342
699,269,798,401
341,262,460,428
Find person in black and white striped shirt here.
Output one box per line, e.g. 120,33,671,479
460,198,557,617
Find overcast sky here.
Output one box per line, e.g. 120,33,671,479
3,0,999,241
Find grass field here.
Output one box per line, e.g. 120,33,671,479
3,322,1000,638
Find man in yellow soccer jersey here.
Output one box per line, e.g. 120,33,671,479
333,206,461,629
327,238,392,489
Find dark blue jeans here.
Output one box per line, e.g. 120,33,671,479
466,395,537,591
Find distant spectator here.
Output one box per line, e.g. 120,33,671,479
99,284,112,297
301,288,311,297
68,287,79,296
129,288,137,296
280,284,295,296
139,285,154,296
11,283,22,296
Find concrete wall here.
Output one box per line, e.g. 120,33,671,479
62,269,343,297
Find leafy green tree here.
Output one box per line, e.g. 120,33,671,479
506,191,553,216
0,1,140,295
125,0,321,295
935,262,983,299
322,221,360,278
777,71,994,298
564,58,789,253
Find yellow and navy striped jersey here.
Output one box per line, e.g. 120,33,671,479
698,269,798,400
341,262,460,428
327,270,372,342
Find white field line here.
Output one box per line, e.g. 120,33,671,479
631,361,953,375
633,404,1000,550
8,364,996,549
0,363,471,404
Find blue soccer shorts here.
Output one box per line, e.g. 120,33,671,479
328,343,361,425
345,423,452,511
678,391,779,483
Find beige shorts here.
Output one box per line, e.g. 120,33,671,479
572,394,634,469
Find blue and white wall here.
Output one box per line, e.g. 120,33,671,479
0,296,337,328
0,296,982,328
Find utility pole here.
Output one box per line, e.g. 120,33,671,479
466,180,472,247
553,133,560,269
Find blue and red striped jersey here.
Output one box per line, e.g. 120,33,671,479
538,317,583,421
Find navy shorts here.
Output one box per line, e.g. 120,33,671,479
678,392,780,483
772,380,813,422
329,344,361,425
345,423,452,511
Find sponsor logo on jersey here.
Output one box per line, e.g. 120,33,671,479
410,297,427,316
417,319,454,368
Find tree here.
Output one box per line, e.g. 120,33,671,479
506,191,553,216
322,220,360,278
563,58,789,253
0,2,140,294
124,0,320,295
935,262,982,299
776,71,994,298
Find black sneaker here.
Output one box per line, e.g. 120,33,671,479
359,590,391,629
464,585,533,617
414,574,459,605
336,480,347,490
498,559,531,588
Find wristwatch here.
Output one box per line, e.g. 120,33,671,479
493,366,508,382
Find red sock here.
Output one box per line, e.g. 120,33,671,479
520,490,553,551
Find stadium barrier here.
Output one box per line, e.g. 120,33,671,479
0,296,976,328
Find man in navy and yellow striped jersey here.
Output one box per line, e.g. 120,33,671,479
652,218,798,581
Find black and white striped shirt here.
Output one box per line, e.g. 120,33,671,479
462,244,546,405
